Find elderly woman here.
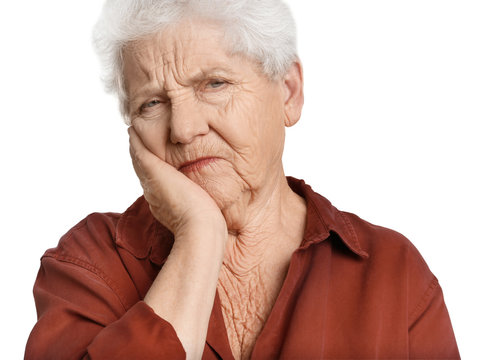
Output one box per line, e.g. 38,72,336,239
26,1,460,359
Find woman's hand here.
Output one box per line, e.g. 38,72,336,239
128,126,227,359
128,126,224,236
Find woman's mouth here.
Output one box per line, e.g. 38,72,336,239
178,157,219,173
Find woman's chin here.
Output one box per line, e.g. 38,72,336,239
185,164,248,213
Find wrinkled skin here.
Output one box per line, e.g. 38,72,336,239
125,19,306,359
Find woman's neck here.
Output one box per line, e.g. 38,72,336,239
217,173,306,360
221,172,307,277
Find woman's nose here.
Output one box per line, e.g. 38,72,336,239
168,100,210,144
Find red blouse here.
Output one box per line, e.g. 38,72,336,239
25,177,460,359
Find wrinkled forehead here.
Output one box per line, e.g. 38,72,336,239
125,20,225,62
122,19,257,90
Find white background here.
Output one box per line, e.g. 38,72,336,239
1,0,490,358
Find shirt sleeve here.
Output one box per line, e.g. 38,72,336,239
408,276,460,359
25,255,186,360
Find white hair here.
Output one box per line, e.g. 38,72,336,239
92,0,298,124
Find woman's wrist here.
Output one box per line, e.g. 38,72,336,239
171,213,227,259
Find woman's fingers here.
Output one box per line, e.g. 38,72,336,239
128,125,188,191
128,126,159,179
127,125,222,233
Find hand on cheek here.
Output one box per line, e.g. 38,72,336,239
128,126,225,236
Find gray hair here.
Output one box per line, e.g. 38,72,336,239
92,0,298,124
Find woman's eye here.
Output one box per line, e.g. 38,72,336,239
207,80,226,89
139,100,162,114
143,100,160,109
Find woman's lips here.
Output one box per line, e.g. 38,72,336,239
178,157,219,173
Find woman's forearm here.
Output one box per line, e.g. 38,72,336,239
144,217,227,359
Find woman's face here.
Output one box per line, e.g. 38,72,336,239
123,20,295,213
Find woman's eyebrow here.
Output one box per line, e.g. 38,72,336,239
128,85,162,106
187,66,235,83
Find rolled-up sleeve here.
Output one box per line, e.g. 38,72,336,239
25,255,186,360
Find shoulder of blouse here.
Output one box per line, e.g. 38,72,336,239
339,210,439,320
43,211,121,268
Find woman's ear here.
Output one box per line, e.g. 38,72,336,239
282,61,304,127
